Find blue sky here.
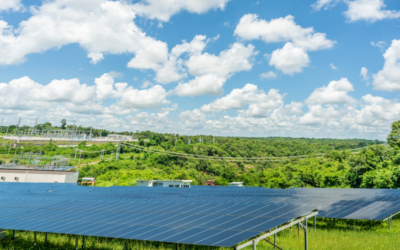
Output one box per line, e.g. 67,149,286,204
0,0,400,139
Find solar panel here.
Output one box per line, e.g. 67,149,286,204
0,183,317,247
1,183,399,222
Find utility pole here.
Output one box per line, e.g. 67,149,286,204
213,136,215,144
16,117,21,137
34,117,38,137
30,117,38,138
0,118,3,134
72,121,76,140
89,126,92,141
116,141,121,160
188,138,191,145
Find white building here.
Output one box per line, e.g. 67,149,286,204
108,134,132,141
229,182,244,187
137,180,193,188
0,169,79,183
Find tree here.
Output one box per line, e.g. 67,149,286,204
61,119,67,130
387,120,400,148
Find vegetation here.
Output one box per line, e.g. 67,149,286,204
1,217,399,250
0,121,393,189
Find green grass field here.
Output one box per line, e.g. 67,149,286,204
1,218,399,250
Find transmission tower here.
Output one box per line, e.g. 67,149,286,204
116,140,121,160
31,117,38,137
0,118,3,134
16,117,21,136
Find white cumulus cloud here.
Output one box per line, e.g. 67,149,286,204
185,43,257,78
372,39,400,91
119,85,169,109
360,67,369,81
313,0,400,22
0,0,23,12
0,73,168,114
171,41,257,96
234,14,335,74
200,83,284,118
131,0,231,22
0,0,167,66
269,43,310,75
260,71,277,80
173,74,226,96
312,0,340,11
305,78,355,104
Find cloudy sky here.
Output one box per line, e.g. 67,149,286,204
0,0,399,139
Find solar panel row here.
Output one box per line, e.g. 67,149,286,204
0,183,317,247
1,182,399,221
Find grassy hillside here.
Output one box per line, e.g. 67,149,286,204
1,218,399,250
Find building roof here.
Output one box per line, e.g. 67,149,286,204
0,169,77,175
138,180,193,183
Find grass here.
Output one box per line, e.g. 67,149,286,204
1,218,399,250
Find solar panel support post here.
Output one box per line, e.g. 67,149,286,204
12,230,15,240
297,222,300,237
314,216,316,231
252,238,259,250
274,227,277,250
124,239,128,250
44,232,48,245
83,235,86,249
304,218,308,250
75,235,78,250
34,231,37,246
236,211,318,250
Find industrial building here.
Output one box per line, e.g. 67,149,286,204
136,180,192,187
229,182,244,187
0,169,79,183
107,134,132,141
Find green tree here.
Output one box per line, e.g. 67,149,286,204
78,141,87,147
61,119,67,129
387,120,400,148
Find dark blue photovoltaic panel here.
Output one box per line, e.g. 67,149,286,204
0,183,320,247
2,182,400,246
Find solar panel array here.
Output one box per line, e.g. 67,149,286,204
289,188,400,220
0,183,317,247
0,182,398,247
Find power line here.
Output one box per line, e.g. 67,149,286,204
121,142,379,162
122,143,290,162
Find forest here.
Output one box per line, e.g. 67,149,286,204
2,120,400,189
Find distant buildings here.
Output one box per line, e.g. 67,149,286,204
0,169,79,183
229,182,244,187
136,180,192,188
107,134,132,141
